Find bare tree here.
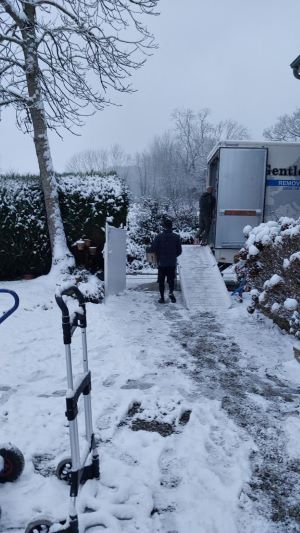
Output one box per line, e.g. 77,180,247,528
212,119,249,142
0,0,158,268
66,144,132,188
172,108,249,192
136,152,152,197
66,149,109,174
135,133,181,201
133,108,250,204
110,143,129,169
172,108,214,180
263,109,300,142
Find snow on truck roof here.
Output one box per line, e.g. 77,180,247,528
207,140,300,163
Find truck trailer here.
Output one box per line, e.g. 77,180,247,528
207,140,300,264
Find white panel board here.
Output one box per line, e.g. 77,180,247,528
104,224,126,298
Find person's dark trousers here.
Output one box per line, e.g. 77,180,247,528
199,216,212,244
158,266,176,298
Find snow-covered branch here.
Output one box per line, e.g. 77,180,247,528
0,0,27,25
34,0,80,24
0,32,23,46
0,0,158,133
0,86,27,104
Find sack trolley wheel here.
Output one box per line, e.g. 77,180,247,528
55,457,72,483
0,445,25,483
25,286,100,533
25,518,52,533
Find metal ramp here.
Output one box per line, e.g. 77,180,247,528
178,245,231,311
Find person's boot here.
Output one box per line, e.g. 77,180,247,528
158,293,165,303
169,292,176,303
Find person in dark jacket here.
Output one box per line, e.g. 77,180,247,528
196,186,216,245
150,218,182,304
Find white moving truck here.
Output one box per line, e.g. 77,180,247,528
207,141,300,263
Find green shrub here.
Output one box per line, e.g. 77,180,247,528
0,172,128,280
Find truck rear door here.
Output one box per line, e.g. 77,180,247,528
215,147,267,250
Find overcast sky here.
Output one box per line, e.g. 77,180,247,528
1,0,300,173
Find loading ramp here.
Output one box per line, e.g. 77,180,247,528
178,245,232,312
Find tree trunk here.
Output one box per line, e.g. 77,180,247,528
21,3,73,271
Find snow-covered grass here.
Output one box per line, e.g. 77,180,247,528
1,276,300,531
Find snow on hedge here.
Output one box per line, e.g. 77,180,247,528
263,274,283,289
284,298,298,311
59,173,125,203
0,172,128,284
245,220,281,248
240,217,300,337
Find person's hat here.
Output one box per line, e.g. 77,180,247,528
162,218,173,229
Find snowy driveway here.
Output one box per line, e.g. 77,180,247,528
0,277,300,532
171,305,300,532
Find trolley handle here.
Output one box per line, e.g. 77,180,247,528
55,285,86,344
0,289,19,325
55,285,86,312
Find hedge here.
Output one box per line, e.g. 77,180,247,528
0,172,128,280
236,218,300,337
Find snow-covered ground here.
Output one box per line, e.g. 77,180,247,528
1,275,300,532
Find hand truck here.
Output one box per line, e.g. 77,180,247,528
0,289,25,518
26,286,100,533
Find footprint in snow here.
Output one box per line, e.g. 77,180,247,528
96,403,120,431
158,446,183,489
120,379,154,390
0,386,15,406
102,374,119,387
